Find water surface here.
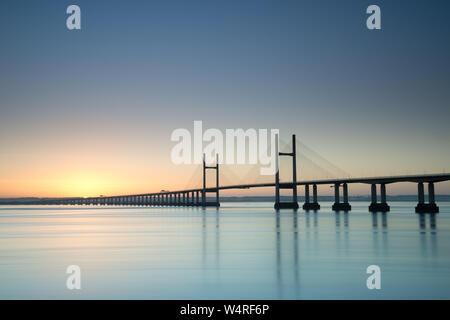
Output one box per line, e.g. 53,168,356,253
0,202,449,299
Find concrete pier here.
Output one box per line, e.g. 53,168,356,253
415,182,439,213
369,183,390,212
332,183,351,211
303,184,320,210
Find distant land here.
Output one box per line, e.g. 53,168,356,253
1,195,450,205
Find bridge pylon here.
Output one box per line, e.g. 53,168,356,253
274,134,299,210
202,153,220,207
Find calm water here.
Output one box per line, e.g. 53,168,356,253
0,202,449,299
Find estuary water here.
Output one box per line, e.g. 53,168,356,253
0,202,449,299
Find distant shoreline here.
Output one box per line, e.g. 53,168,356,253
1,195,450,204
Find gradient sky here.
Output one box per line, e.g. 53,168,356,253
1,0,450,197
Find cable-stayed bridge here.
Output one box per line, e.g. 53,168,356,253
34,135,449,214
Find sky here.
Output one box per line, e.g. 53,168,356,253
1,0,450,197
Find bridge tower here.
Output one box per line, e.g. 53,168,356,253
202,153,220,207
274,134,299,210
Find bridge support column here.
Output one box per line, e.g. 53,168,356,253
303,184,320,210
369,183,390,212
202,153,221,207
332,183,351,211
274,134,299,210
415,182,439,213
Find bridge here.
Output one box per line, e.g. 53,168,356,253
36,135,449,214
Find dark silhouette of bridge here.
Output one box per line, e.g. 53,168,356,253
37,134,449,214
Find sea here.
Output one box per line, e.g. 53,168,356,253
0,201,449,299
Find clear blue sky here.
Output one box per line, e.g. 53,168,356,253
1,0,450,197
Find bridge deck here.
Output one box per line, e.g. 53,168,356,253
112,173,450,197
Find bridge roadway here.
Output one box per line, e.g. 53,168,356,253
43,173,450,214
163,173,450,194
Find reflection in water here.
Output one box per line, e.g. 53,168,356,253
371,212,388,230
335,211,350,256
418,213,437,233
1,203,449,299
275,211,301,299
201,209,221,279
275,211,281,298
202,209,206,269
335,211,340,228
371,212,389,256
293,212,299,299
382,212,387,228
334,211,349,229
418,213,438,260
216,209,220,271
372,212,378,228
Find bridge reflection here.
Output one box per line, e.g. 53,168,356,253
195,204,443,298
269,207,441,298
